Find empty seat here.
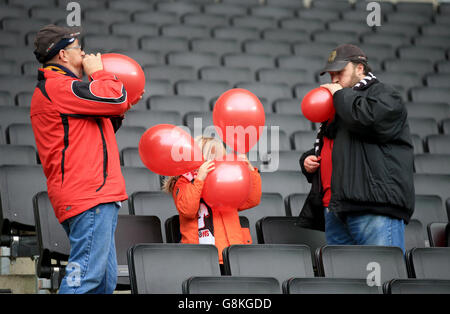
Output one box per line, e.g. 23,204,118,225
84,9,130,23
256,216,326,269
357,43,396,61
384,279,450,294
121,148,144,168
0,75,37,100
407,247,450,279
383,59,434,76
427,222,449,247
0,60,19,75
212,26,261,43
265,113,312,137
182,13,229,28
183,276,280,294
108,0,154,12
7,123,35,149
122,110,181,129
223,244,314,288
386,12,432,26
235,83,292,107
167,52,220,72
0,145,36,166
266,0,304,9
0,107,31,145
250,5,294,19
140,36,189,53
408,118,439,139
130,191,178,238
133,11,179,25
262,28,309,43
223,53,274,73
115,126,146,152
425,74,450,88
143,65,195,85
413,195,447,244
261,150,301,172
175,80,230,105
0,165,47,231
414,154,450,175
260,171,311,199
426,135,450,154
292,131,316,153
297,8,340,22
143,79,173,98
312,30,357,46
231,16,277,30
444,119,450,134
33,191,70,289
127,243,221,294
2,18,52,37
405,219,426,250
257,68,313,87
155,1,201,16
249,127,290,156
414,174,450,209
190,38,241,55
121,167,162,214
284,278,382,294
317,246,409,283
222,0,260,7
161,24,210,39
277,55,324,74
396,2,434,16
286,193,309,217
293,42,337,60
280,18,325,34
398,47,446,63
414,36,450,49
411,134,424,154
327,20,374,35
421,24,450,37
376,72,422,91
184,111,214,133
204,3,247,17
199,66,253,86
273,99,302,114
148,95,208,117
115,215,164,286
0,30,23,47
406,102,450,122
244,40,292,57
15,92,33,108
110,23,158,43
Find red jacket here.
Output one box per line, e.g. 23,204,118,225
30,64,130,223
172,168,261,263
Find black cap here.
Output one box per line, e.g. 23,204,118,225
319,44,368,76
34,24,82,63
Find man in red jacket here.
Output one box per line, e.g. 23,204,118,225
31,25,142,293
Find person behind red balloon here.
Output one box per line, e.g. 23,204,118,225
162,136,261,270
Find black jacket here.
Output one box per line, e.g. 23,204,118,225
297,77,415,231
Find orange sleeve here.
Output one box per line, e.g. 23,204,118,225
172,177,204,219
238,168,262,212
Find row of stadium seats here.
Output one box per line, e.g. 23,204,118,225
32,189,450,293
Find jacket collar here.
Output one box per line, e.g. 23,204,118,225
38,63,79,80
353,72,378,91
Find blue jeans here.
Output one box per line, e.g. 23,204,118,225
324,208,405,252
58,202,120,294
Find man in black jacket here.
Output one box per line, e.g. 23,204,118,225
298,44,414,252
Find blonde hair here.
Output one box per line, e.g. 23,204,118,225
162,136,226,194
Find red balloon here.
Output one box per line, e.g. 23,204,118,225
213,88,265,154
202,156,251,212
101,53,145,105
301,87,335,122
138,124,203,176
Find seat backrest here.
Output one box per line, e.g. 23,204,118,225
427,222,448,247
0,165,47,232
115,126,146,153
286,193,308,217
414,154,450,175
414,174,450,210
260,171,311,199
122,110,181,129
0,107,31,143
408,118,439,139
176,80,230,105
33,191,70,260
127,243,221,294
384,279,450,294
318,245,409,282
223,244,314,289
140,36,189,53
183,276,281,294
223,53,274,73
405,219,426,250
408,247,450,279
121,148,144,168
284,278,382,294
426,135,450,154
0,144,36,166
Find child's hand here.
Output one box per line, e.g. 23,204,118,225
197,160,215,181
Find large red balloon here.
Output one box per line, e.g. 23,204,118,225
213,88,265,154
301,87,335,122
102,53,145,105
202,157,251,212
138,124,203,176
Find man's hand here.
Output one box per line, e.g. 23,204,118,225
321,83,343,95
82,53,103,77
304,155,321,173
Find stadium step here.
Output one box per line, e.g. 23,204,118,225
0,257,37,294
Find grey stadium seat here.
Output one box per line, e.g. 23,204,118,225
148,95,209,118
84,9,130,23
427,222,449,247
0,75,37,99
182,13,229,28
407,247,450,279
410,88,450,105
243,40,292,57
405,102,450,122
223,53,274,73
284,278,382,294
384,279,450,294
260,171,311,199
115,126,146,152
257,68,314,87
139,36,189,53
312,30,358,46
235,83,292,107
127,243,221,294
155,1,201,16
261,150,302,172
204,3,247,17
273,99,302,115
7,123,35,149
405,219,426,250
122,110,181,129
279,18,325,34
426,135,450,154
223,244,314,290
199,66,254,86
190,38,241,55
408,118,439,139
262,29,309,43
231,16,277,30
425,74,450,88
161,24,210,39
175,80,230,105
167,52,220,72
292,131,317,153
265,113,313,137
250,5,295,19
143,65,196,85
398,46,447,63
317,246,409,282
132,11,179,26
297,8,340,22
212,26,261,43
414,154,450,175
413,195,448,244
0,145,36,166
414,174,450,210
383,59,434,76
0,107,31,143
121,148,144,168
